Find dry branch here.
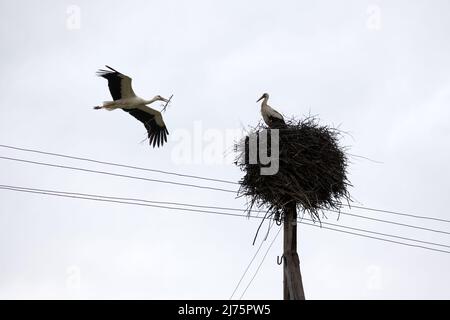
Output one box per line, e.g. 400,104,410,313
235,116,351,224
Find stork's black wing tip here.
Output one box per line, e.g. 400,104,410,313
105,65,119,73
96,68,111,77
147,131,167,148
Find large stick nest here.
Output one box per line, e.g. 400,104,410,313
235,117,351,222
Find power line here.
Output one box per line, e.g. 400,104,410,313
239,227,282,300
229,236,266,300
0,184,247,213
299,222,450,254
0,185,243,218
340,204,450,224
0,144,237,185
1,185,449,254
301,217,450,249
0,156,236,194
1,153,447,235
2,184,450,248
2,184,449,249
326,209,450,236
1,143,449,223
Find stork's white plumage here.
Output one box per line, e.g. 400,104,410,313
94,65,171,148
257,93,286,128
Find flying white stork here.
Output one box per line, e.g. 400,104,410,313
257,93,286,128
94,65,171,148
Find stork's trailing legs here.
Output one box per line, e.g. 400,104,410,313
93,101,118,111
93,106,116,110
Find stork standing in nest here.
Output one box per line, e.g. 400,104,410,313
94,65,172,148
257,93,286,129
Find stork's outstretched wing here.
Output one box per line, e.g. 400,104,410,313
96,65,136,101
123,105,169,148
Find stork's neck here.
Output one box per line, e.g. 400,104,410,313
260,96,269,108
144,97,159,105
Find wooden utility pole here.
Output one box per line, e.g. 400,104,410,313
283,202,305,300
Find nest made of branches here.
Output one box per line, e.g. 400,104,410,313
235,117,351,223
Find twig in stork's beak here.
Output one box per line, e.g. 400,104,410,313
161,94,173,113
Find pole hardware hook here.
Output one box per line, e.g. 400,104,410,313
277,255,284,265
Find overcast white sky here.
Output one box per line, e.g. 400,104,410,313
0,0,449,299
